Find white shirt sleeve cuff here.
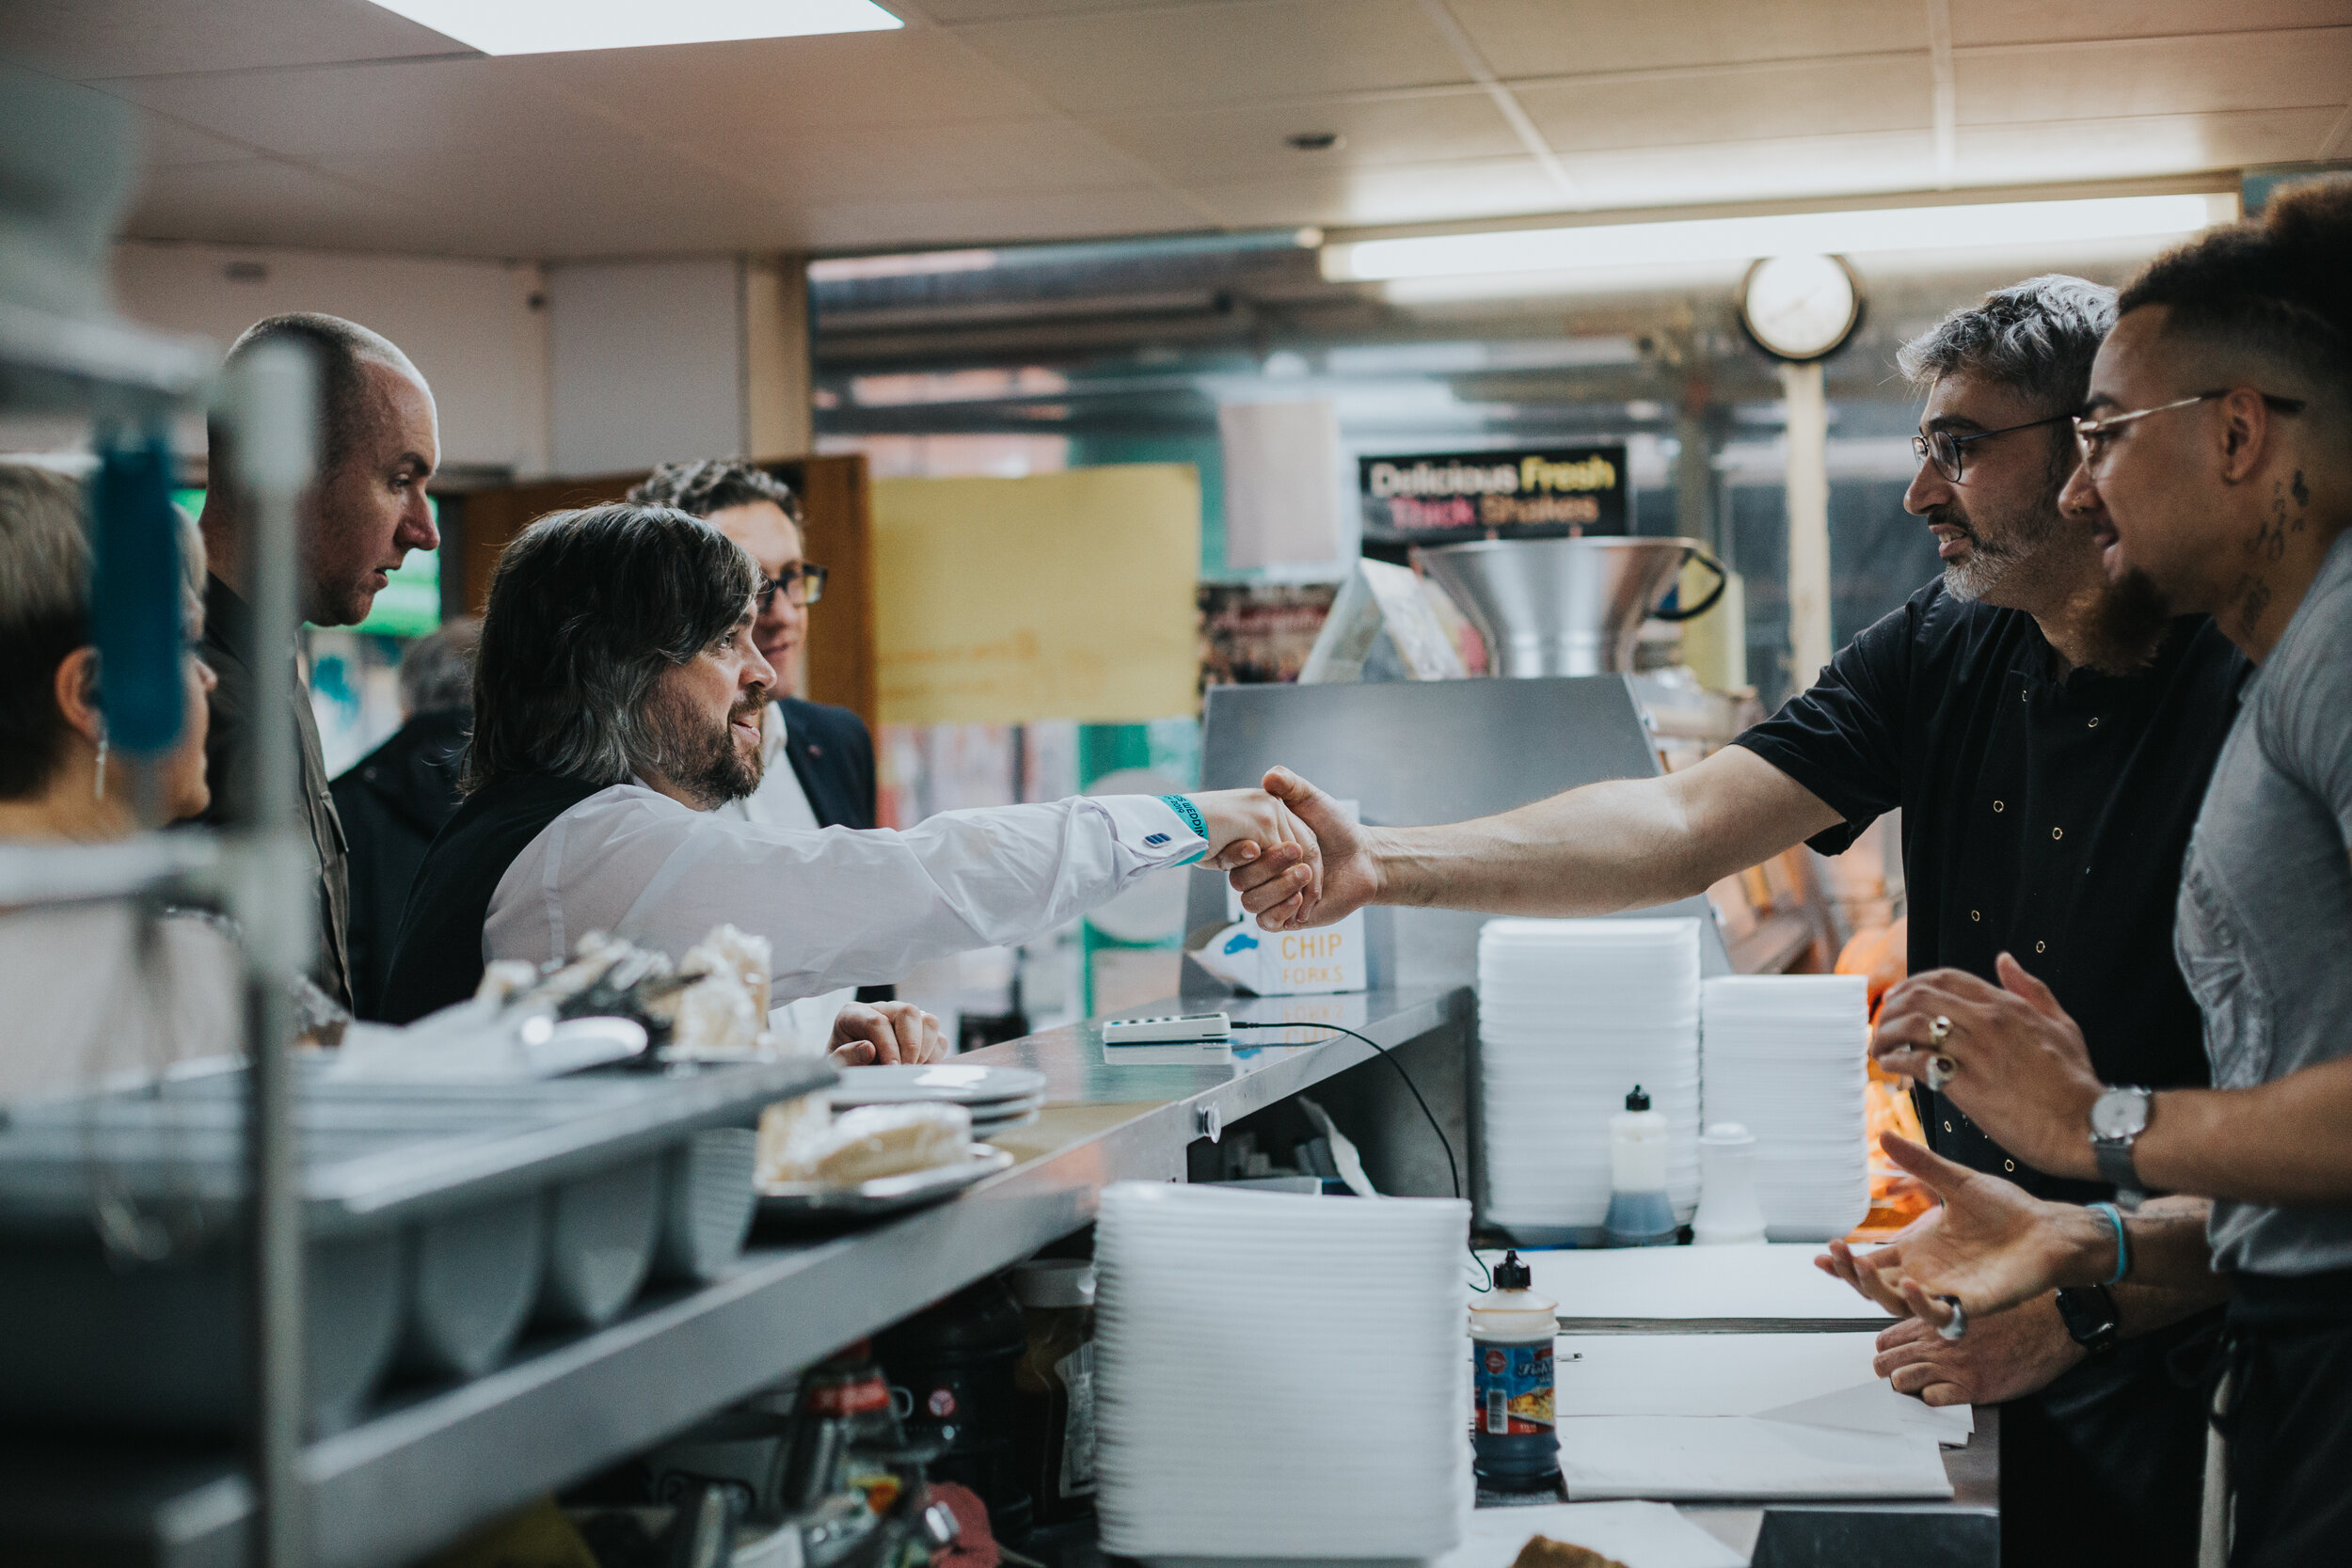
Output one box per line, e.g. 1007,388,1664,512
1096,794,1210,865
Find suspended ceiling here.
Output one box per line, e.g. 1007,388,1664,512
5,0,2347,260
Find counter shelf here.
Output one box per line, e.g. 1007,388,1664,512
0,987,1465,1568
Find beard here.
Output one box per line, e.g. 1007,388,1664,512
1931,498,2055,604
2074,564,2176,676
1931,496,2171,674
646,689,765,808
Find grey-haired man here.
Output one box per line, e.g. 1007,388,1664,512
1244,277,2243,1567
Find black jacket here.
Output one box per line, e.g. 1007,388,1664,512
331,708,469,1021
197,576,353,1009
377,772,608,1025
772,696,877,831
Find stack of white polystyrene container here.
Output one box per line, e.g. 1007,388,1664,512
1701,974,1872,1242
1477,918,1703,1243
1089,1181,1472,1561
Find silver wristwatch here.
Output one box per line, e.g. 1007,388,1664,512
2090,1085,2153,1211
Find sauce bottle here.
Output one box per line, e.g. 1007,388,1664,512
1469,1250,1559,1493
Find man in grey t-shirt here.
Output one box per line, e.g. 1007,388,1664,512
1855,178,2352,1565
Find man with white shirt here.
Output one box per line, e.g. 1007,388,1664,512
628,460,880,1048
377,503,1317,1053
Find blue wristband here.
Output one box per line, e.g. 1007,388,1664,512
2088,1200,2129,1286
1162,789,1214,864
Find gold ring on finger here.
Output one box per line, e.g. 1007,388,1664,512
1927,1014,1953,1046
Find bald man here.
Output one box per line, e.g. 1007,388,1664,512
196,312,441,1009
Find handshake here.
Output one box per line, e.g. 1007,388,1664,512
1193,767,1373,932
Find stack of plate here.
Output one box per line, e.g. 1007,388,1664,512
1700,975,1870,1243
1091,1180,1471,1562
828,1063,1047,1137
1478,918,1703,1243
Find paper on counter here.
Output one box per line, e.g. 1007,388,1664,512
1555,1333,1973,1446
1557,1417,1954,1502
1510,1243,1891,1322
1433,1501,1744,1568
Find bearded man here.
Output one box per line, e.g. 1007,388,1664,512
379,504,1318,1064
1236,277,2242,1567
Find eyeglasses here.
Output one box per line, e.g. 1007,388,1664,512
754,562,828,611
1911,412,2074,483
2072,389,2307,472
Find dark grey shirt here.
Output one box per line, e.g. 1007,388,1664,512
2178,528,2352,1275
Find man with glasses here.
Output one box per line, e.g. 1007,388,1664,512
628,461,884,1046
1847,177,2352,1565
1238,276,2245,1566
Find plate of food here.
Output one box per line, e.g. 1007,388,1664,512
755,1144,1015,1222
753,1100,1013,1223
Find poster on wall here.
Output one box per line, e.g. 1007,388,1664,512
1358,444,1628,549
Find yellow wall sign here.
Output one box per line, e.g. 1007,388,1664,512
871,464,1202,725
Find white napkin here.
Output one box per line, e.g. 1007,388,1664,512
1557,1416,1954,1501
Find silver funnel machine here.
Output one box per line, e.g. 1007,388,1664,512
1418,536,1726,677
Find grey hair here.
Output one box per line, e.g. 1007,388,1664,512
1897,275,2118,415
399,616,479,717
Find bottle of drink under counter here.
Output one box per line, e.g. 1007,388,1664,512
1470,1250,1560,1493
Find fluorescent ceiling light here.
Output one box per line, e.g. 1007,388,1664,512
1323,194,2234,283
367,0,901,55
809,250,997,283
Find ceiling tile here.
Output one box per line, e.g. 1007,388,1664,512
799,184,1216,248
130,107,260,167
915,0,1200,18
0,0,459,82
1956,28,2352,123
948,0,1469,115
1187,155,1565,229
1953,107,2345,184
1550,130,1939,212
1948,0,2351,48
725,120,1161,204
1449,0,1924,76
1517,57,1931,154
1086,90,1521,186
512,28,1063,132
301,143,805,256
119,155,422,252
102,56,631,160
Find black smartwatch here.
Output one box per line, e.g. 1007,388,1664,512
2054,1285,2122,1359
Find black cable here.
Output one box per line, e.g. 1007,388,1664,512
1229,1022,1458,1201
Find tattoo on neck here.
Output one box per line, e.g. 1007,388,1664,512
2230,572,2274,640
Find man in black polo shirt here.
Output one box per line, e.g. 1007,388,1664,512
1239,276,2243,1565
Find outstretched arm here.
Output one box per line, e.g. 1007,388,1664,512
1232,745,1842,929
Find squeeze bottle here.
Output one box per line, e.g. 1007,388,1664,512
1470,1250,1560,1492
1603,1085,1677,1247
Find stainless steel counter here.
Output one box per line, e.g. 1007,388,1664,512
0,987,1468,1568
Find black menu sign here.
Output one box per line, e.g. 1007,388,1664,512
1359,444,1628,547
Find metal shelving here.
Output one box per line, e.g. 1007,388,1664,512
0,988,1469,1568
